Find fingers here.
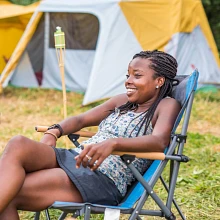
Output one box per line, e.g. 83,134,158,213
75,154,100,170
81,152,93,168
90,159,99,171
87,153,100,171
74,144,102,171
85,154,92,160
75,144,91,168
82,151,100,170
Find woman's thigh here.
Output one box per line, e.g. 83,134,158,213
14,168,83,211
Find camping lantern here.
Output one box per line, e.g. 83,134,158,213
54,26,65,49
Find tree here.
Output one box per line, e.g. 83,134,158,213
8,0,39,6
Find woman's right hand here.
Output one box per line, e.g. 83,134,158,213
75,139,116,171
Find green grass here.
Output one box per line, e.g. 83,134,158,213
0,86,220,219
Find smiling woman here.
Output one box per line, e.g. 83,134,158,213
0,50,181,219
121,51,179,136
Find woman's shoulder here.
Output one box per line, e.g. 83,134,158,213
160,96,180,105
157,97,181,113
151,97,181,128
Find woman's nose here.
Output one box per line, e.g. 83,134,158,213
125,75,133,84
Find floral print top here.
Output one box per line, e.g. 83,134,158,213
74,109,153,196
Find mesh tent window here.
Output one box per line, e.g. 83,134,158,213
49,13,99,50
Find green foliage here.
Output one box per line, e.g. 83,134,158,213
196,89,220,102
8,0,39,5
175,132,220,218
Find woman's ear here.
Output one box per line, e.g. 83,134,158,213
156,77,165,88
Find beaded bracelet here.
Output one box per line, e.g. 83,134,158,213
44,131,58,141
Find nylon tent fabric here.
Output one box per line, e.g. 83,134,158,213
119,0,219,67
0,1,39,73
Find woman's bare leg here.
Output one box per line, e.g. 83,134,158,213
0,168,83,220
0,135,61,213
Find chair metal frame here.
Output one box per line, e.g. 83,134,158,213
34,70,199,220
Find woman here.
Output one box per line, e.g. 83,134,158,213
0,50,181,220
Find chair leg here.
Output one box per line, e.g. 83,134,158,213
58,212,68,220
84,205,91,220
160,176,186,220
128,163,176,219
34,212,40,220
34,210,51,220
45,209,51,220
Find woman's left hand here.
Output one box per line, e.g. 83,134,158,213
75,139,116,171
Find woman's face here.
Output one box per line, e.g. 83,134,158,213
125,57,163,104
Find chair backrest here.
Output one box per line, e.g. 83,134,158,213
119,69,199,208
172,69,199,132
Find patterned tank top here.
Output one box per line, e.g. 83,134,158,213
74,109,153,196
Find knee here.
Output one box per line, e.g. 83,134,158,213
3,135,28,157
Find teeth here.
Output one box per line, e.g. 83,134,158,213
127,88,136,92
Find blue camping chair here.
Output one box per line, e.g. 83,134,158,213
35,69,199,220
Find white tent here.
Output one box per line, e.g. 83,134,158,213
1,0,220,105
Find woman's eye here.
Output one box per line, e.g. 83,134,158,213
134,74,142,78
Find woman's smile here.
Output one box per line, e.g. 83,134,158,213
126,87,137,96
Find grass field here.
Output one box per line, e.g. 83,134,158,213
0,86,220,220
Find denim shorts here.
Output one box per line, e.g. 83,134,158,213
53,147,123,205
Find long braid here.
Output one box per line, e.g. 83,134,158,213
118,50,179,136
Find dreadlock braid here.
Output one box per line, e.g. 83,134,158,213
118,50,179,136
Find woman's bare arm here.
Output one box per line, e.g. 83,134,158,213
58,94,128,134
41,94,128,146
113,98,181,152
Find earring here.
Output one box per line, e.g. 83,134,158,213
156,85,159,89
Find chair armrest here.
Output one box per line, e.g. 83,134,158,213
35,126,49,132
112,151,165,160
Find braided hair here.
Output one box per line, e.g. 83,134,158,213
117,50,179,136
